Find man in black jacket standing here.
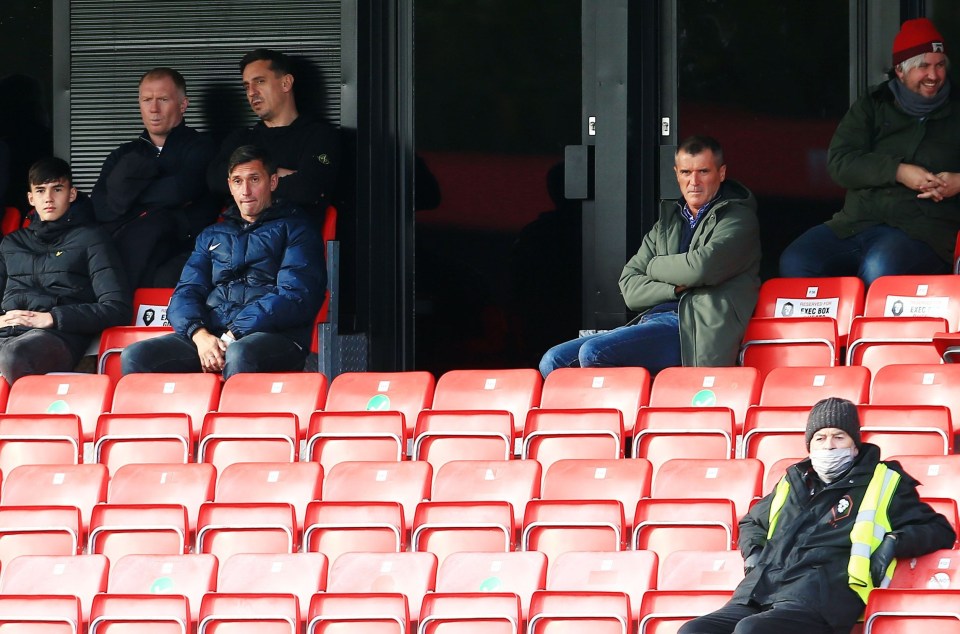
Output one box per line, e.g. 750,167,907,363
0,157,131,382
681,397,955,634
93,67,218,290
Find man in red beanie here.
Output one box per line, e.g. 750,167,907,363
780,17,960,287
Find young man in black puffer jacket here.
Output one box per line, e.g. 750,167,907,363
0,157,131,382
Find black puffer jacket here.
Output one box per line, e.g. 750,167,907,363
0,192,132,358
734,443,955,628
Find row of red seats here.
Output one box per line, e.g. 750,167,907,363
742,274,960,377
1,456,958,573
1,550,958,632
2,362,959,442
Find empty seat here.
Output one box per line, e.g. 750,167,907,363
888,455,960,509
863,588,960,634
652,458,763,518
109,463,216,535
323,460,432,534
88,503,188,562
0,595,82,634
215,461,323,538
759,365,870,407
197,593,300,634
432,459,541,535
305,411,405,472
753,276,864,344
413,410,513,481
861,275,960,329
858,404,952,457
326,551,438,624
521,499,624,563
218,372,328,441
0,414,81,473
2,463,108,535
433,369,542,435
98,326,174,384
90,593,191,634
0,506,81,569
6,373,113,444
547,550,657,622
741,405,816,470
658,550,745,590
412,500,513,564
541,458,652,531
196,502,297,561
872,364,960,424
638,590,733,634
110,372,221,440
521,408,624,476
0,554,109,623
198,412,299,470
436,550,547,620
633,498,738,560
218,552,328,616
739,316,839,379
649,366,760,433
304,500,405,559
847,316,947,372
325,370,436,436
540,367,651,435
889,549,960,588
633,408,735,474
419,592,522,634
307,592,409,634
108,553,218,622
528,590,631,634
94,413,192,475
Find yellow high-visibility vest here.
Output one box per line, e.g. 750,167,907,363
766,462,900,603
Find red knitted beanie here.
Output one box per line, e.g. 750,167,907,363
893,18,946,66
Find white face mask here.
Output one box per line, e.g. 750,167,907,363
809,447,856,483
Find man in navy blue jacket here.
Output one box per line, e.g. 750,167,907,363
121,145,326,378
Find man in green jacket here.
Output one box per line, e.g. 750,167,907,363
781,18,960,286
539,135,761,377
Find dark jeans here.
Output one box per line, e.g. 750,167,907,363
121,331,308,380
0,329,77,384
779,223,949,287
679,602,850,634
538,310,681,378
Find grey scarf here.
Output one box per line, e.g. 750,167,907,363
889,77,951,117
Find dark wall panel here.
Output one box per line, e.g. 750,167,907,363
69,0,341,190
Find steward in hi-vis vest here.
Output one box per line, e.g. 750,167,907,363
680,398,955,634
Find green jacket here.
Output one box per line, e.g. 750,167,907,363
826,81,960,262
618,179,761,367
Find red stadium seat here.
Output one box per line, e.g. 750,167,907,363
0,414,81,473
6,373,113,443
325,551,437,623
540,367,650,435
633,408,735,475
633,498,737,560
198,412,299,469
109,463,215,535
307,592,409,634
305,411,406,471
759,365,870,407
433,369,542,435
218,552,328,616
97,326,174,384
649,366,760,433
325,370,436,437
304,500,405,559
218,372,328,441
528,590,631,634
323,460,431,534
111,372,221,441
547,550,657,622
752,276,864,347
639,590,733,634
658,550,745,591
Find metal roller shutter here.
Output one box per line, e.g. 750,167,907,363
69,0,341,189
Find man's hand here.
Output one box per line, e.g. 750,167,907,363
0,310,54,329
744,549,761,575
192,328,227,373
870,533,898,586
897,163,946,193
917,172,960,202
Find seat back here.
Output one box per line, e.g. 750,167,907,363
871,365,960,432
436,550,547,619
528,590,631,634
638,590,733,634
419,592,522,634
541,458,652,531
522,499,624,563
326,551,438,623
433,369,542,434
739,317,838,379
307,592,408,634
540,367,651,434
198,412,299,470
304,500,405,559
323,460,432,533
741,405,811,471
0,595,81,634
305,411,406,471
325,371,436,436
109,553,218,622
547,550,657,622
2,463,108,533
432,459,541,532
633,408,735,474
759,365,870,407
218,552,328,616
521,408,624,476
111,372,221,440
413,410,513,478
94,413,192,475
109,463,215,533
864,275,960,329
888,455,960,509
6,373,113,443
197,593,300,634
632,498,737,560
219,372,328,439
649,366,760,433
658,550,745,590
215,461,323,535
858,404,952,457
753,276,864,344
412,500,513,565
130,287,174,326
0,414,81,473
652,458,763,518
0,554,108,622
863,588,960,634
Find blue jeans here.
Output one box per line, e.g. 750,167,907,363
539,310,681,378
779,223,949,287
121,332,308,380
